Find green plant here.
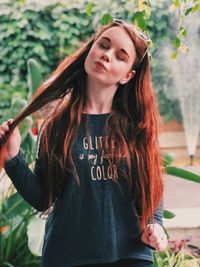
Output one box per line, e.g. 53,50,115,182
0,82,27,122
27,58,43,101
163,152,200,225
0,56,45,266
164,153,200,184
0,183,42,267
153,246,200,267
0,1,94,86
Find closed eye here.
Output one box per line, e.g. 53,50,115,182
98,42,109,49
97,41,126,61
116,54,125,61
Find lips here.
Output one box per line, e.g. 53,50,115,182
94,61,107,71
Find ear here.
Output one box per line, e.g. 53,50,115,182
119,70,136,85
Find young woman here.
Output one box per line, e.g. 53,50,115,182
0,19,168,267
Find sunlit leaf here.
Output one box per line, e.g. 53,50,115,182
86,2,93,17
180,27,187,38
169,4,177,13
27,215,46,256
173,0,181,7
192,3,200,12
138,0,151,17
171,51,178,59
138,0,145,11
179,44,189,54
101,14,112,25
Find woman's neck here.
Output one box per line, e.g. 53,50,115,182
84,78,117,114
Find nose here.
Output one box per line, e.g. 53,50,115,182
101,50,113,62
101,54,109,62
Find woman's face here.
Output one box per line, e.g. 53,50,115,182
84,26,136,87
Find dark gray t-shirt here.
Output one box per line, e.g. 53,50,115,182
5,113,163,267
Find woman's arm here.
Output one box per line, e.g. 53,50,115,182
4,148,48,211
140,199,168,251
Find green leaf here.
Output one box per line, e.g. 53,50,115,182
173,0,181,7
166,166,200,183
143,1,152,18
185,7,193,16
0,193,32,221
192,3,200,12
27,215,46,256
27,58,43,101
162,225,170,239
163,209,176,219
1,262,15,267
20,116,33,143
9,98,27,118
101,14,112,25
163,153,174,167
133,11,147,31
152,253,159,266
180,27,187,38
173,37,181,48
171,51,178,59
86,2,93,17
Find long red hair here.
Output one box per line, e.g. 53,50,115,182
0,21,164,231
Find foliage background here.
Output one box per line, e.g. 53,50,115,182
0,0,182,124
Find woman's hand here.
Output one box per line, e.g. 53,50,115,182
141,223,168,252
0,119,21,161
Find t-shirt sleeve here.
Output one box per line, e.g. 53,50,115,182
4,132,48,211
148,198,164,226
153,198,164,225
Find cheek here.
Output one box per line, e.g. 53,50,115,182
84,49,98,71
87,47,98,60
110,63,125,77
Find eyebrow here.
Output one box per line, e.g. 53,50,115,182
100,36,130,58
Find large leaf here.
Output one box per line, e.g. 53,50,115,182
166,166,200,183
1,216,23,238
27,58,43,101
0,192,32,221
4,98,27,120
20,116,33,143
27,215,46,256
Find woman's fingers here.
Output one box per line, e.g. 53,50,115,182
0,119,21,161
141,223,168,251
0,119,14,141
1,121,10,131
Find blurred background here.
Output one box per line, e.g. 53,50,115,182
0,0,200,266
